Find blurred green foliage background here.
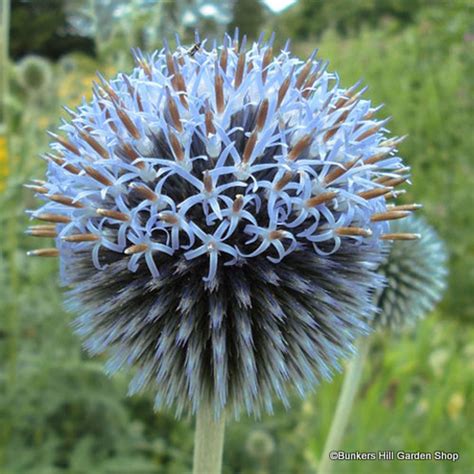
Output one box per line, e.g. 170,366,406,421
0,0,473,473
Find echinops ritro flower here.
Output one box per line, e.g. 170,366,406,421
374,215,447,329
26,33,417,417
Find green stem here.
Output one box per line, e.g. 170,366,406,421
0,0,10,125
319,338,371,474
0,1,11,469
192,404,226,474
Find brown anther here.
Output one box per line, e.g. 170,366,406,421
27,224,56,231
269,229,286,240
331,100,358,124
306,191,338,207
379,135,407,148
358,186,393,200
232,194,244,213
277,73,292,108
387,203,423,212
83,166,113,186
166,52,176,76
103,107,118,133
295,60,312,89
370,210,411,222
203,171,213,193
96,208,129,222
323,124,342,143
138,59,152,80
385,189,406,200
288,134,312,161
301,72,318,99
78,129,109,159
159,212,179,225
124,244,148,255
364,150,392,165
26,228,57,238
101,81,120,103
343,89,366,109
167,95,183,132
49,132,80,156
205,109,216,135
375,172,409,185
274,171,293,192
380,233,421,241
381,176,409,188
174,73,188,108
233,38,239,54
215,73,225,114
169,132,184,161
120,142,140,163
48,194,84,208
247,60,254,73
129,183,157,201
261,46,273,83
27,248,59,257
34,213,71,224
24,184,48,194
394,166,411,175
256,99,269,132
62,233,99,242
325,102,358,140
116,107,140,139
134,160,146,170
336,227,373,237
242,131,258,163
324,158,359,184
333,87,357,109
123,74,144,111
363,109,375,120
47,154,80,174
220,46,228,72
374,175,393,185
234,52,246,88
356,122,384,142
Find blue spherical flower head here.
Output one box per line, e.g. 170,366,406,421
26,33,416,417
374,215,448,330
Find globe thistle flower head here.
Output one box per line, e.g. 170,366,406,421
374,215,448,330
245,429,275,459
26,33,416,417
17,55,53,93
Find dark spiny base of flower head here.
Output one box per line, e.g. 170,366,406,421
373,216,447,330
66,238,384,418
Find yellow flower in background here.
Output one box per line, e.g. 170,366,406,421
0,133,8,192
447,392,465,420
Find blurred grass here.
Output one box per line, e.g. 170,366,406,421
0,7,473,474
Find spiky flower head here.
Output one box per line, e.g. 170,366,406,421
26,33,416,417
245,429,275,459
17,55,53,93
373,215,447,330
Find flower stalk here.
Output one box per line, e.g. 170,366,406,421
193,405,226,474
319,337,371,474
